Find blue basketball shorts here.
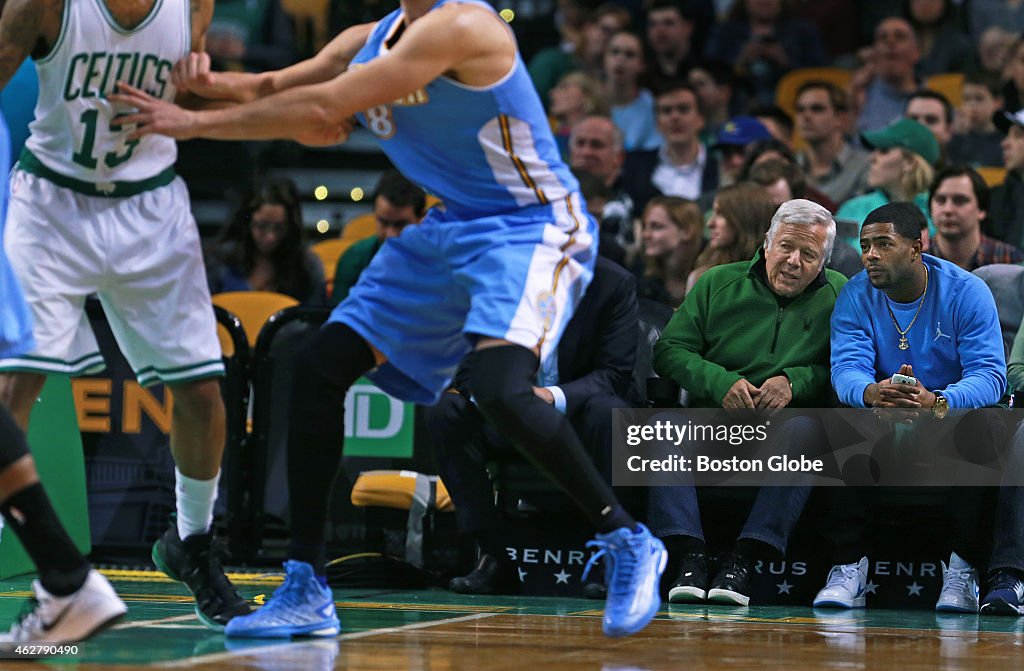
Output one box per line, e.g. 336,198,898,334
330,193,597,405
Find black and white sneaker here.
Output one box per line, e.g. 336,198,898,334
152,525,251,629
981,569,1024,616
0,570,126,645
668,552,709,603
707,553,753,606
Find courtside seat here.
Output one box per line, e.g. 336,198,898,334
311,238,362,296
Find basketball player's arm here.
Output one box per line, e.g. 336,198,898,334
174,22,376,105
113,5,510,144
0,0,59,91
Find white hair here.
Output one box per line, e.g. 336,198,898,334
765,198,836,262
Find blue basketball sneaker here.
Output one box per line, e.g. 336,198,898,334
225,561,340,638
582,523,667,637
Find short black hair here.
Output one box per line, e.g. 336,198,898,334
928,165,990,212
375,169,427,216
693,61,735,89
795,80,849,112
862,202,925,240
964,71,1004,99
647,0,696,21
906,88,955,124
749,104,794,138
654,80,703,116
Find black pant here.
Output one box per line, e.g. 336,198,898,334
426,392,627,536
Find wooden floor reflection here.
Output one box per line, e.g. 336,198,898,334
184,612,1024,671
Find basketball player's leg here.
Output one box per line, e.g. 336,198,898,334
0,405,125,644
0,373,46,431
226,219,458,638
459,204,665,637
470,338,631,531
98,179,247,629
223,324,381,640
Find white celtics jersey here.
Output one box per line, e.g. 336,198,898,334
24,0,190,184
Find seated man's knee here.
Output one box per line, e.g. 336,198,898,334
424,392,474,445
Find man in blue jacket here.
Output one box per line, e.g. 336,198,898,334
820,201,1022,615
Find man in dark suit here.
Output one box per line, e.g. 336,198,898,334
620,81,719,213
426,256,639,594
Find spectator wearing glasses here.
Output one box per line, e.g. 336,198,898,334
208,178,327,305
331,170,427,304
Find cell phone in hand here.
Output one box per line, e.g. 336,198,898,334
890,373,917,386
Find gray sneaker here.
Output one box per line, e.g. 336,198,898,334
0,570,126,646
936,552,979,613
813,557,869,609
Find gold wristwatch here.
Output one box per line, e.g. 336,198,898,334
932,391,949,419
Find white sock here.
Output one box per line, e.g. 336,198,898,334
175,468,220,540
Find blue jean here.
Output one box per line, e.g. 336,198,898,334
646,414,826,554
990,419,1024,573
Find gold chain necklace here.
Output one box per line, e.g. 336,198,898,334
884,265,929,351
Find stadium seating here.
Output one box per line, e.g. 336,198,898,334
311,237,362,296
342,213,377,240
976,166,1007,188
924,72,964,107
973,264,1024,361
774,67,853,118
211,291,300,347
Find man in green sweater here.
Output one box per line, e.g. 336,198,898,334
331,170,426,304
649,198,847,606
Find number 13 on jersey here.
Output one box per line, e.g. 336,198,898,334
71,109,140,169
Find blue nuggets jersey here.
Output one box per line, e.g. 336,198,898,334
351,0,579,218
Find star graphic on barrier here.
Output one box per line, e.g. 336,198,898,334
865,581,879,595
906,581,923,597
777,580,793,595
554,570,571,585
517,568,528,583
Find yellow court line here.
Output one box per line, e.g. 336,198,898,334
100,568,285,585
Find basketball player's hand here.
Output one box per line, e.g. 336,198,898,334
294,119,355,147
110,83,198,140
172,51,220,99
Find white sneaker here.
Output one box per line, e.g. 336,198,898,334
0,570,127,645
813,557,869,608
936,552,980,613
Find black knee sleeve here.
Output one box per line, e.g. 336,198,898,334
0,405,29,471
290,322,376,436
468,346,539,429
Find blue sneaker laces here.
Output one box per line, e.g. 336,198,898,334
583,532,638,598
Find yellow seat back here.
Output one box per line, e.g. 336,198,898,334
211,291,300,348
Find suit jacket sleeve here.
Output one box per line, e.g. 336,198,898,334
559,270,639,416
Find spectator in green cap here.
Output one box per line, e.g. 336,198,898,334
834,118,939,252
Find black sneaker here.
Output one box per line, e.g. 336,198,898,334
152,525,252,629
980,569,1024,616
668,552,709,603
707,553,752,606
448,554,516,595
